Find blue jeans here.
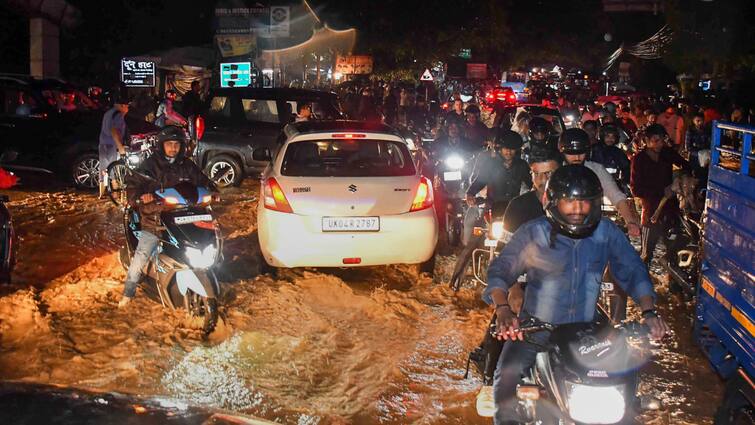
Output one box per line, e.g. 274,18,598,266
493,330,551,424
123,231,159,298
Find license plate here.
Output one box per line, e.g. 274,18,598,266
484,238,498,247
443,171,462,181
174,214,213,224
601,281,614,291
322,216,380,232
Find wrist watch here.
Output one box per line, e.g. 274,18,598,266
641,308,658,319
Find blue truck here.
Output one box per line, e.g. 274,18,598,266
693,121,754,423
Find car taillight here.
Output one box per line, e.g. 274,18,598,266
409,176,433,212
195,116,205,140
343,257,362,265
263,177,293,213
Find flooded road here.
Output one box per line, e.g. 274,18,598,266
0,179,723,424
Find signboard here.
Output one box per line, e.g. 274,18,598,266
215,34,256,58
458,48,471,59
335,55,373,75
121,59,156,87
220,62,251,88
214,6,268,35
603,0,663,13
466,63,487,80
269,6,290,37
420,69,434,81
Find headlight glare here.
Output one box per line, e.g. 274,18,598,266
567,382,625,424
491,221,505,240
445,155,464,170
185,245,217,269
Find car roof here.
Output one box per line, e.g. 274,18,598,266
287,120,399,135
210,87,336,99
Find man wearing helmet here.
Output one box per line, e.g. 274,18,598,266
591,124,631,188
521,116,558,162
558,128,641,237
118,126,214,308
484,165,669,425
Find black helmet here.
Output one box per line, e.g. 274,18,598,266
494,128,524,150
156,125,187,157
559,128,590,155
599,124,620,142
465,104,480,115
529,116,552,140
545,164,603,238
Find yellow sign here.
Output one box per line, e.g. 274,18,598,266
215,34,256,58
335,55,373,75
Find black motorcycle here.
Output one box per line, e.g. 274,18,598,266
468,309,658,424
433,150,474,248
119,181,222,334
665,179,705,297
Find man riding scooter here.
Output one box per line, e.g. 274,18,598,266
119,126,215,308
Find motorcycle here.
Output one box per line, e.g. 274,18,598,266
664,174,705,297
467,308,659,423
449,197,489,291
119,180,223,335
434,150,475,248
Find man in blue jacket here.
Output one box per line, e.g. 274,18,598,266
484,164,669,424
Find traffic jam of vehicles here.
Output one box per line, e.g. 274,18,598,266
0,2,753,425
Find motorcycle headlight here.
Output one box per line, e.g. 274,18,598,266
127,153,141,166
444,155,464,170
566,382,625,424
491,221,505,240
185,245,217,269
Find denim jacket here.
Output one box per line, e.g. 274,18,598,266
483,217,655,324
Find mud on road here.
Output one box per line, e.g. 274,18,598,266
0,181,723,424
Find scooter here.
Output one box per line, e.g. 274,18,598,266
119,180,223,334
467,308,659,423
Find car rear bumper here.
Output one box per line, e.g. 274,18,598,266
258,207,438,268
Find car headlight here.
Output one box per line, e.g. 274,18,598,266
567,382,625,424
185,245,217,269
127,153,141,166
444,155,464,170
491,221,505,240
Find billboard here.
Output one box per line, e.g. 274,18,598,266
335,55,373,75
466,63,487,80
215,34,256,58
120,59,156,87
220,62,251,88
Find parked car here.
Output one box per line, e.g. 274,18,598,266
0,76,158,189
255,120,438,271
195,87,344,187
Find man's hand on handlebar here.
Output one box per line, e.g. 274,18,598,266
495,306,524,341
140,193,155,204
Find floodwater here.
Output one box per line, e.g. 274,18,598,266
0,178,723,424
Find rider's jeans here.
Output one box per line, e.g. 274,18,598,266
493,329,551,424
462,206,483,246
123,231,159,298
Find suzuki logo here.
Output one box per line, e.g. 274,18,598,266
348,184,357,193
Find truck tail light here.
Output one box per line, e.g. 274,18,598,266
409,176,434,212
263,177,293,213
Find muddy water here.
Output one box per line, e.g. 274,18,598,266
0,180,723,424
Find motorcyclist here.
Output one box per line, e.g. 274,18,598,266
155,89,188,128
463,104,489,150
466,129,531,220
119,126,214,308
521,116,558,162
559,128,641,237
590,123,631,188
445,99,466,128
485,164,670,425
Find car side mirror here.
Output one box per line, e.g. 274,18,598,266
0,151,18,163
252,147,272,162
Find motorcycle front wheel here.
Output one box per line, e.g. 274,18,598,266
184,291,219,335
107,160,129,208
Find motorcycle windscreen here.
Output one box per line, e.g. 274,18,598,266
550,323,645,380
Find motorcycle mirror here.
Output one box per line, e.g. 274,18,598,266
0,151,18,163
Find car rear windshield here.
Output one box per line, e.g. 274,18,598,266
281,139,415,177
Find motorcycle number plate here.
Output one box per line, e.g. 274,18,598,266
484,238,498,247
174,214,213,224
443,171,462,181
601,281,614,291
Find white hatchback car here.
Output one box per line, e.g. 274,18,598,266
256,121,438,269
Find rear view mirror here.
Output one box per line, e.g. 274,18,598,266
0,151,18,163
252,147,272,162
